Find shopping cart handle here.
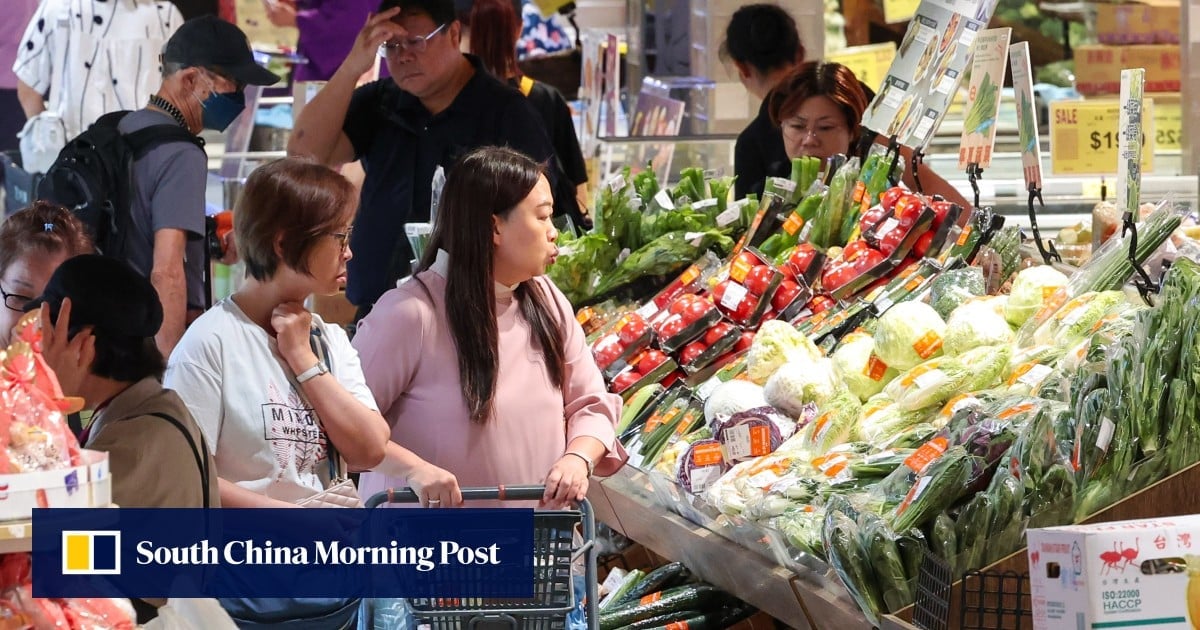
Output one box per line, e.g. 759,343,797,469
365,485,548,507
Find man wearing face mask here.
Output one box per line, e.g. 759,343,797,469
118,15,279,358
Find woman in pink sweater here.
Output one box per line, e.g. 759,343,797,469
353,146,627,509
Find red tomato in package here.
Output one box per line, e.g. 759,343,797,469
914,231,935,258
894,192,925,222
859,205,888,234
822,262,853,293
733,251,760,272
668,293,697,315
730,293,759,324
659,314,686,340
743,265,775,296
879,225,907,256
681,296,712,325
808,295,836,314
787,245,819,277
930,200,954,228
638,349,669,374
592,335,624,369
704,322,736,346
734,331,755,353
611,371,640,392
680,341,707,366
772,279,803,312
617,314,648,345
852,247,886,274
880,187,905,212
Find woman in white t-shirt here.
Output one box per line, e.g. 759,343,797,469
164,158,452,508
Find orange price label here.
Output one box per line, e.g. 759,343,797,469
576,307,595,326
956,225,974,247
749,425,771,456
903,437,949,474
852,181,867,204
640,593,663,606
691,442,724,467
731,257,754,283
912,330,944,359
1006,362,1035,387
864,354,890,381
665,622,691,630
679,265,701,286
782,212,805,235
905,275,926,292
900,361,941,388
998,402,1038,420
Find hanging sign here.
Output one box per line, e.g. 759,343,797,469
957,28,1012,169
1008,42,1044,190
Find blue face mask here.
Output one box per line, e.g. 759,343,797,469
199,89,246,131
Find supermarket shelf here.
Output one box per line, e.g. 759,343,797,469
0,519,32,555
590,469,869,630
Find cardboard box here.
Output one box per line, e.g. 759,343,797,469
1074,44,1179,95
1095,4,1156,44
1027,515,1200,630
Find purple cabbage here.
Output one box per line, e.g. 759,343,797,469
713,406,798,464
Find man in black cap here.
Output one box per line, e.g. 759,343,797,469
119,15,279,359
29,254,217,514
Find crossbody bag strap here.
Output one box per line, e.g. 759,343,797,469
145,412,211,508
305,324,346,482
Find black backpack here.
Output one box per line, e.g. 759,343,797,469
36,110,205,258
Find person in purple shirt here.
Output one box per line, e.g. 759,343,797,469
263,0,379,82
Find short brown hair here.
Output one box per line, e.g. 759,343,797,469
0,201,93,277
235,158,357,281
768,62,869,147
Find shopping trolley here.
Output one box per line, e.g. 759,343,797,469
364,485,598,630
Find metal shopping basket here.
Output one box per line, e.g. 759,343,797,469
365,485,598,630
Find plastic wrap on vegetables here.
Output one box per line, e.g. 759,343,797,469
764,358,839,417
889,445,972,533
593,229,735,297
702,380,768,428
546,233,620,304
859,512,915,613
1004,265,1069,328
930,267,986,319
774,507,826,561
983,467,1026,565
1023,290,1128,350
1026,462,1076,529
954,491,994,574
823,508,884,625
745,320,824,385
714,406,798,465
874,301,947,371
833,332,899,402
802,388,863,453
943,297,1014,356
859,402,930,446
676,434,729,494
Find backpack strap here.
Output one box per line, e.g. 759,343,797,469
123,124,206,160
145,411,212,508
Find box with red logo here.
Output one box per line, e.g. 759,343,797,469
1027,514,1200,630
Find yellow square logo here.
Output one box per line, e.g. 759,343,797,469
62,531,121,575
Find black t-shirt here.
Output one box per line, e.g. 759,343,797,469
342,54,556,307
733,81,878,200
512,78,589,226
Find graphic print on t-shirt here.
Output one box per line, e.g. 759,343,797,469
260,383,327,486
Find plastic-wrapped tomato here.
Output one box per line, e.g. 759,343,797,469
637,349,669,374
592,336,624,369
659,315,686,340
822,263,856,292
914,231,934,258
859,205,888,234
730,293,759,323
679,341,706,366
669,293,697,315
611,371,640,392
880,187,905,212
786,244,818,278
930,200,954,228
704,322,736,346
852,247,886,273
743,265,774,296
879,226,906,256
617,314,648,345
734,331,755,353
680,297,711,325
808,295,836,314
771,279,803,312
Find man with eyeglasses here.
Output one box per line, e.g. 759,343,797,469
289,0,559,319
116,16,279,359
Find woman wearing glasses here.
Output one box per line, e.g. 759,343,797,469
0,201,92,346
164,158,404,509
766,62,970,206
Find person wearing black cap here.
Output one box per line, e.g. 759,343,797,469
117,15,279,361
288,0,559,318
29,254,217,514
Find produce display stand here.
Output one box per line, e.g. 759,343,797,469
589,468,870,629
884,459,1200,629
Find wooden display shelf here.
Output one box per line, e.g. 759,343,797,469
891,459,1200,629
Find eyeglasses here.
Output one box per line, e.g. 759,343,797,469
378,23,448,58
0,281,33,313
329,227,354,254
782,119,849,143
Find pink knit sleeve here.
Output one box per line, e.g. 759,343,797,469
351,285,427,423
539,278,629,477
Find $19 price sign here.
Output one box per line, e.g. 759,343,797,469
1049,100,1154,175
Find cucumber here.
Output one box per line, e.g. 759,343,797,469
600,569,645,612
616,609,701,629
615,562,688,605
637,610,729,630
599,585,722,630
